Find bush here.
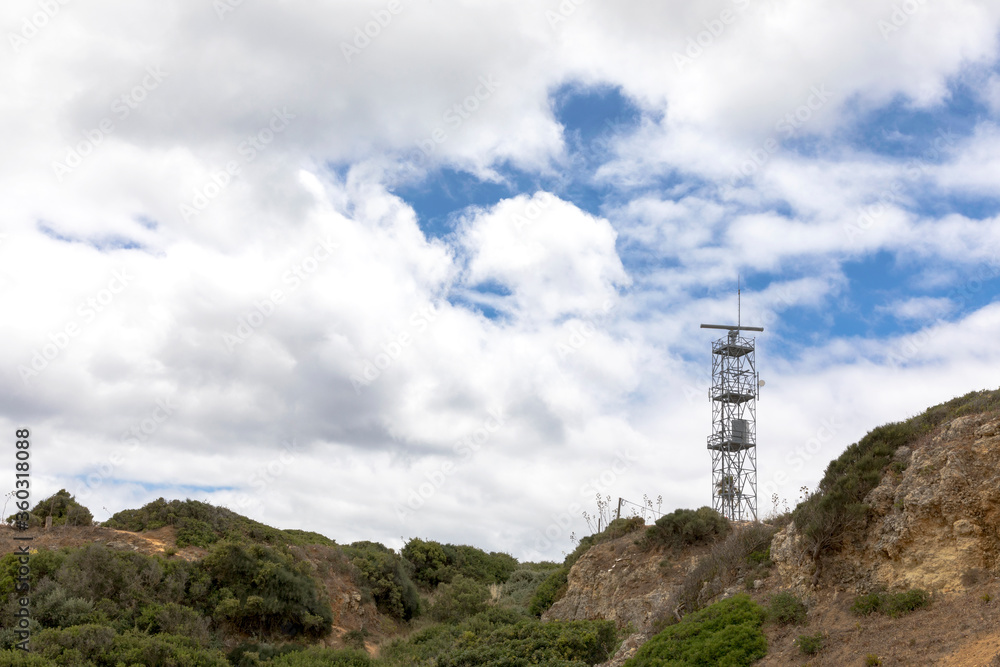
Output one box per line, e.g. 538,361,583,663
267,646,374,666
642,507,729,551
32,625,230,666
401,538,519,587
380,608,616,666
767,591,807,626
851,592,882,616
401,538,451,586
0,650,55,665
227,641,309,666
527,566,568,617
851,589,930,618
342,541,421,621
497,568,555,611
136,602,211,645
797,631,824,655
30,580,94,628
196,540,333,638
747,546,770,565
343,628,369,649
624,594,767,667
29,544,194,630
430,574,489,623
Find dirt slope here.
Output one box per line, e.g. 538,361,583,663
0,523,206,561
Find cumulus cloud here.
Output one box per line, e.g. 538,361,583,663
1,0,999,559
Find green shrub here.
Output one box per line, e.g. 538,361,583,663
866,654,882,666
642,507,729,551
884,588,931,617
851,589,930,618
136,602,211,645
0,650,56,665
267,646,374,666
401,538,451,586
497,568,555,611
380,607,616,666
851,592,883,616
767,591,807,626
527,566,568,617
227,641,308,666
342,541,420,621
797,631,824,655
401,538,518,588
747,546,770,565
343,628,369,649
30,580,94,628
176,517,218,548
624,594,767,667
196,540,333,638
430,574,489,623
15,543,196,631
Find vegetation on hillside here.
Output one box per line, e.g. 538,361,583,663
792,387,1000,584
666,521,776,621
624,594,768,667
0,499,620,666
401,538,518,587
340,541,421,621
640,506,730,551
104,498,336,548
379,607,617,666
851,589,931,618
4,490,92,529
0,539,332,644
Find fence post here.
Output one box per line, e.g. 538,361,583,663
616,497,622,521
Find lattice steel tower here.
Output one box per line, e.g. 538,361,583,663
700,288,763,522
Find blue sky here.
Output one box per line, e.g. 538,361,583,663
2,0,1000,560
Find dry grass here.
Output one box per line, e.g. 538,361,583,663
669,521,778,621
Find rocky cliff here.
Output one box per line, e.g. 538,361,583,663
772,411,1000,595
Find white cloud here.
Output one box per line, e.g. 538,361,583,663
1,1,1000,560
878,296,955,322
457,192,630,322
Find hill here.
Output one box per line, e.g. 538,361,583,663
0,387,998,665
